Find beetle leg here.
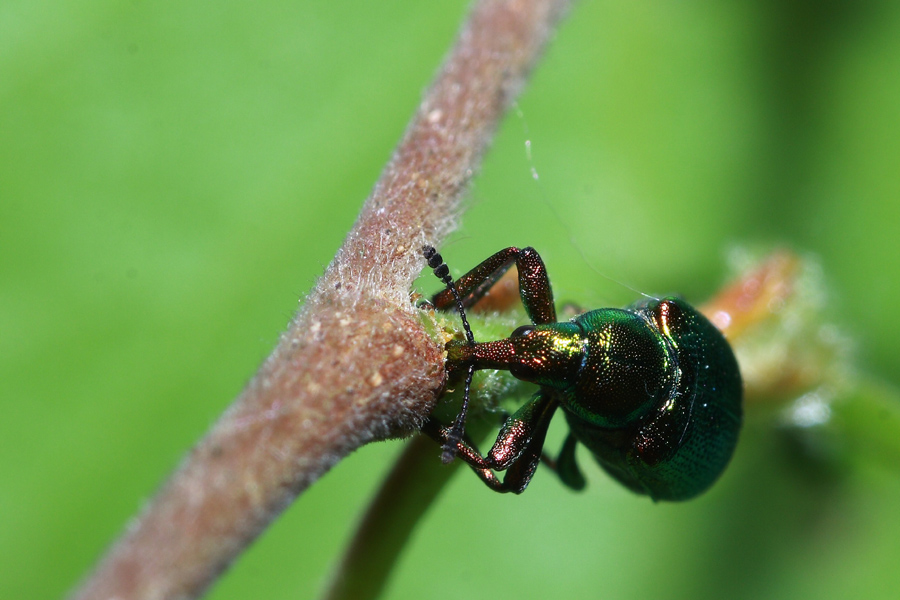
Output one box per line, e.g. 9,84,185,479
483,392,557,470
492,408,556,493
420,421,507,491
431,247,519,311
431,246,557,325
514,247,556,325
544,433,586,491
423,392,558,494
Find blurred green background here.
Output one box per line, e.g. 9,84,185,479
3,1,900,598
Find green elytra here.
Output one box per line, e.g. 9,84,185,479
422,246,742,500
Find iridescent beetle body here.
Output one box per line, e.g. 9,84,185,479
423,246,742,500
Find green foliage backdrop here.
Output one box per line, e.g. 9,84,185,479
2,1,899,599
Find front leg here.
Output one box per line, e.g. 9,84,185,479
423,392,558,494
431,246,557,325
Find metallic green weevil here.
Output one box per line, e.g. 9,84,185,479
423,245,742,500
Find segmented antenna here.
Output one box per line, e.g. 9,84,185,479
423,245,476,463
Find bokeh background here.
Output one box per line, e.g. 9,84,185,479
3,1,899,598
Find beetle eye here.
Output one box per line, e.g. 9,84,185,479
511,325,534,338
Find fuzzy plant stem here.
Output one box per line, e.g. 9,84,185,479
68,1,571,599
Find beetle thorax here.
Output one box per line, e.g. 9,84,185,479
563,308,678,428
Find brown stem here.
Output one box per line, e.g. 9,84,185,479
68,1,571,599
